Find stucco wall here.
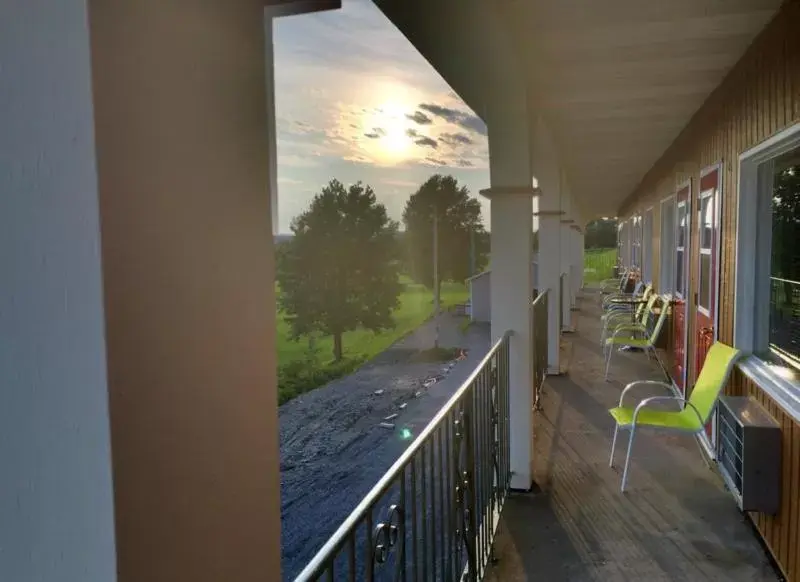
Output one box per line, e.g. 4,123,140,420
0,2,117,580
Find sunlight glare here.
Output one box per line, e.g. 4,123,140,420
363,101,413,164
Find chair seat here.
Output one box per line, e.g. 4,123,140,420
605,336,649,347
609,406,702,431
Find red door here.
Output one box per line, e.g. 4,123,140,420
693,165,723,444
672,181,692,395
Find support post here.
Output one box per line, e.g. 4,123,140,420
533,118,563,373
482,101,536,491
560,176,574,331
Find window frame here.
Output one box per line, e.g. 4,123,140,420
735,122,800,421
642,207,654,284
696,163,722,318
659,195,676,294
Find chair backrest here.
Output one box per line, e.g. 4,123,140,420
645,295,671,345
636,292,658,325
687,342,743,423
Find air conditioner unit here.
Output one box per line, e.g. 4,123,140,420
716,395,781,515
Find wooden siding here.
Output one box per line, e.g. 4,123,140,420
618,1,800,579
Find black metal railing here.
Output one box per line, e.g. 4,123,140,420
532,290,549,410
769,276,800,362
293,333,512,582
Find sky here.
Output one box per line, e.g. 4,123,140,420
272,0,492,234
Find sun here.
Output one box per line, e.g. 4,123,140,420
362,101,413,163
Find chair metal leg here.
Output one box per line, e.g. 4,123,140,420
609,425,619,467
605,344,613,381
694,433,713,469
621,425,637,492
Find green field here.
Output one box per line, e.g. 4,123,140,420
583,248,617,284
277,279,469,403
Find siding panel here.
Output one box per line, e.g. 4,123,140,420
618,1,800,578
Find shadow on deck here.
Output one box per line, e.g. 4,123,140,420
487,291,779,582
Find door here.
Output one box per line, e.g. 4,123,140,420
672,181,692,395
693,165,723,445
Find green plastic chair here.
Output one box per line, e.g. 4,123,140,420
603,295,670,380
607,341,743,492
600,286,655,343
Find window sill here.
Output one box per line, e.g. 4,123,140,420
737,355,800,423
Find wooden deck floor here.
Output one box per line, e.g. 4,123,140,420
486,291,780,582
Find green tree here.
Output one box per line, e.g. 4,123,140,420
277,179,402,361
402,175,487,299
585,218,619,249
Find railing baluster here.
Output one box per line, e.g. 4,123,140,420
365,511,374,582
292,334,512,582
412,456,418,582
348,532,356,582
421,444,428,582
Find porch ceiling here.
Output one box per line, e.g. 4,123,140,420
498,0,781,218
375,0,782,220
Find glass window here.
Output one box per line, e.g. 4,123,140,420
700,196,713,249
677,205,687,248
676,249,684,295
660,198,676,294
699,253,711,311
766,152,800,364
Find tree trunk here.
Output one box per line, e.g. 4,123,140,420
333,331,343,362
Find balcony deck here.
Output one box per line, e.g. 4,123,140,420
487,291,779,581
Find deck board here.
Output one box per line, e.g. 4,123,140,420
487,292,779,581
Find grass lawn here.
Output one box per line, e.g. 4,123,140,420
277,279,469,403
583,248,617,284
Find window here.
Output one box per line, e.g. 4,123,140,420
642,208,654,283
660,197,676,293
736,123,800,418
697,189,715,314
631,216,642,268
676,201,688,297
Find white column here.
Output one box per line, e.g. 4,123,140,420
2,3,289,581
0,4,117,581
533,118,563,373
560,176,574,331
483,101,536,491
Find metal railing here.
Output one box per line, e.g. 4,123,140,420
293,333,511,582
769,276,800,362
532,290,549,410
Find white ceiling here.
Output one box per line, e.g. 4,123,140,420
495,0,783,217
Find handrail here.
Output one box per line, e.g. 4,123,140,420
293,331,513,581
532,289,549,410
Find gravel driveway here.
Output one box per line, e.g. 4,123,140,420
280,314,491,580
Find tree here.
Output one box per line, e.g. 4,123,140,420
277,179,402,361
584,218,619,249
402,175,488,298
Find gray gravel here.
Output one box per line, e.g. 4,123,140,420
280,314,491,580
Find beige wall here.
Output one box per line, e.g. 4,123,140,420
89,1,281,580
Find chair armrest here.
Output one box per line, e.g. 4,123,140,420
618,380,673,406
611,323,646,334
633,396,704,427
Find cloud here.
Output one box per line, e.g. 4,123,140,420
278,176,304,185
456,159,475,167
406,110,433,125
424,156,447,166
414,136,438,149
418,103,487,135
440,132,473,146
364,127,386,139
382,178,419,188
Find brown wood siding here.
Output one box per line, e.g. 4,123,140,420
618,1,800,578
